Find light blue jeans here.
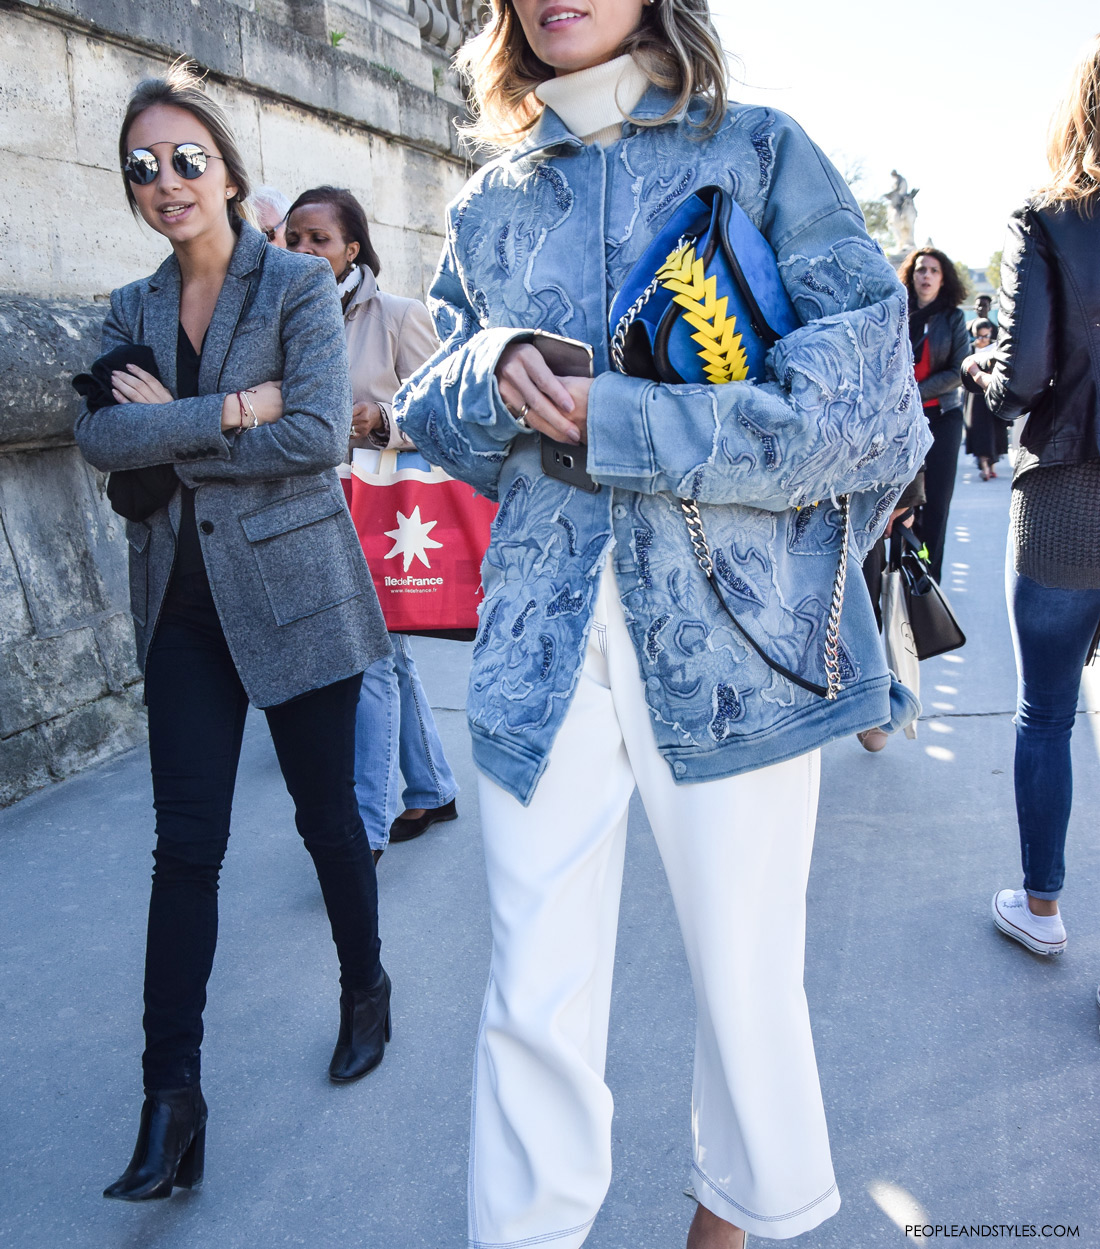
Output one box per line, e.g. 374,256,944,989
354,633,458,852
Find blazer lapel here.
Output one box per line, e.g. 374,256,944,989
143,255,181,396
199,224,266,395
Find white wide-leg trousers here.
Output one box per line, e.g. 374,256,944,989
468,566,840,1247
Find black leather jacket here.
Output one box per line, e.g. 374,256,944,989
986,201,1100,473
915,304,968,415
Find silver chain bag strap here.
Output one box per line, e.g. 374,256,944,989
611,294,851,702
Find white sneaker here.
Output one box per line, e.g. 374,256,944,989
992,889,1066,956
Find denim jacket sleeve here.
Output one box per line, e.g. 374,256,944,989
586,128,930,515
393,225,529,503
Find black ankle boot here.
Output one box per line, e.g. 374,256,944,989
328,970,391,1083
103,1086,207,1201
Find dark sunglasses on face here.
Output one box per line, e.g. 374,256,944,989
123,143,224,186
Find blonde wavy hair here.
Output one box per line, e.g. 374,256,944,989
455,0,729,152
1035,32,1100,214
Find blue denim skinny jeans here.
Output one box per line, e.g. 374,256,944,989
1006,544,1100,899
354,633,458,852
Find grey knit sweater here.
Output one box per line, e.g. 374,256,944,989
1011,460,1100,589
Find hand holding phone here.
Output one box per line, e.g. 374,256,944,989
494,341,582,444
494,331,599,492
530,332,599,493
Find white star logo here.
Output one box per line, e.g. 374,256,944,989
383,505,443,572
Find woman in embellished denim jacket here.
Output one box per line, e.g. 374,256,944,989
396,1,930,1245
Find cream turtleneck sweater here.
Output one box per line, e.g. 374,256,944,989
534,53,650,148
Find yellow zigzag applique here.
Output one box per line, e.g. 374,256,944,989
655,244,749,384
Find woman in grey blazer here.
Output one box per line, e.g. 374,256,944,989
74,64,393,1202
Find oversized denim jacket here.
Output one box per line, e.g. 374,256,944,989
395,90,932,805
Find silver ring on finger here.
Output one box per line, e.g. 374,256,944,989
515,402,531,429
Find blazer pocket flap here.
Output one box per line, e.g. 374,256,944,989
240,489,343,542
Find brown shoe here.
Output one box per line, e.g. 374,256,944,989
388,798,458,843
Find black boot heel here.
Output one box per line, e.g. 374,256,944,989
173,1124,205,1190
329,970,392,1083
103,1086,208,1201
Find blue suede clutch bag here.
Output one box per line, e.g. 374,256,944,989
609,185,799,385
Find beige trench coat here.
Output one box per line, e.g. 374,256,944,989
344,267,438,450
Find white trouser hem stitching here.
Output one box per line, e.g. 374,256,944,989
468,1217,597,1249
691,1162,838,1225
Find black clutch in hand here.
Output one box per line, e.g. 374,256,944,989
72,344,178,523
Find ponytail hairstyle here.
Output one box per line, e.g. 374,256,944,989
455,0,729,153
119,59,254,227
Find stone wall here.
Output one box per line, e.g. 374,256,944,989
0,0,472,806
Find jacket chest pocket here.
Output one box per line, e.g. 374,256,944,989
125,520,150,626
239,489,369,626
219,323,284,392
219,354,284,394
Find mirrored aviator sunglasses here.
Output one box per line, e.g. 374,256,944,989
123,143,221,185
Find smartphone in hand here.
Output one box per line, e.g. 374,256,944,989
529,331,599,494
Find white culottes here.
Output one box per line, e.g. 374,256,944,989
469,563,840,1247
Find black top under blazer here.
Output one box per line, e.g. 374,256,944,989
75,222,390,706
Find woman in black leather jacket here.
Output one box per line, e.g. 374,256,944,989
964,33,1100,961
898,247,969,582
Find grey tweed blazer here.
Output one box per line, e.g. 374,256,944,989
75,223,390,707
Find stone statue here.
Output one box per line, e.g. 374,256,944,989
883,170,919,255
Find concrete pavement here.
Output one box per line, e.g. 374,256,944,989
2,453,1099,1248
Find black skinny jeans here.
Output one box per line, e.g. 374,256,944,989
141,575,381,1091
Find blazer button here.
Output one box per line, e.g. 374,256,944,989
199,520,215,535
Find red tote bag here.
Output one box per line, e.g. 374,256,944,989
340,449,497,636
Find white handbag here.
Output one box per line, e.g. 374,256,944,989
881,567,920,741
